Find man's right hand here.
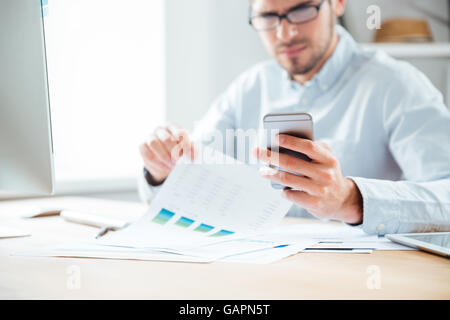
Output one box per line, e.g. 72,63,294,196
139,125,195,185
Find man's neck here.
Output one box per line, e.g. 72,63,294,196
292,31,340,85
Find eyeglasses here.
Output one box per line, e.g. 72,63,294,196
249,0,326,31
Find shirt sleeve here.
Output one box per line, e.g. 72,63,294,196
350,64,450,235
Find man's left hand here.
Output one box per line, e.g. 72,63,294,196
253,134,363,225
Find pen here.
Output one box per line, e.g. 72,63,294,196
95,223,129,239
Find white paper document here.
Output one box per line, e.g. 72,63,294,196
98,150,293,256
0,224,30,239
271,223,415,251
218,243,306,264
14,241,213,263
15,239,309,264
16,148,299,263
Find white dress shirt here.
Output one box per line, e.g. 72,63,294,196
139,25,450,235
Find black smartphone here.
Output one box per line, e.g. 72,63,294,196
263,112,314,189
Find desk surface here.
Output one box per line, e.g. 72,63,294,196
0,196,449,299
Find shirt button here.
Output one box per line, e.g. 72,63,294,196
377,223,385,232
302,98,309,105
321,84,328,91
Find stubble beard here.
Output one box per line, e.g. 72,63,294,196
281,17,335,77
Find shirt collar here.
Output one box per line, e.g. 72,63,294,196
281,25,358,90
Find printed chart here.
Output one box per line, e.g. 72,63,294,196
151,208,235,238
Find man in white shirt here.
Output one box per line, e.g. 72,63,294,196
138,0,450,235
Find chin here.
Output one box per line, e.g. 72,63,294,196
280,61,308,76
278,53,319,76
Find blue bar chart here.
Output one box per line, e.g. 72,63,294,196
209,229,235,237
151,208,235,237
194,223,214,233
152,208,175,225
175,216,195,228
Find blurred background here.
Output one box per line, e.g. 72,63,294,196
3,0,448,202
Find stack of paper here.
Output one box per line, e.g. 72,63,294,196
263,223,414,254
16,148,309,264
0,224,30,239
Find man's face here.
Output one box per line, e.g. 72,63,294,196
251,0,340,76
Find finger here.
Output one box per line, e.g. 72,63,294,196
153,128,178,164
155,126,195,162
276,135,334,164
140,143,172,172
166,124,185,141
282,189,322,212
253,147,322,180
169,128,194,161
259,167,326,197
180,131,195,160
318,141,333,151
154,127,178,148
169,139,194,162
189,143,196,161
139,143,172,172
147,135,174,169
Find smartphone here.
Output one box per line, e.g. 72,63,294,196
263,112,314,189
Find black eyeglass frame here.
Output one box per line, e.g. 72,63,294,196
248,0,327,31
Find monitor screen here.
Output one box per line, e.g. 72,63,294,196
0,0,54,195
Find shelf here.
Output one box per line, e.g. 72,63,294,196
360,42,450,59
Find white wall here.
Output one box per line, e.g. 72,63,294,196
164,0,268,131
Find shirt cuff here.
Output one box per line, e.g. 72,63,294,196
348,176,401,236
143,168,165,187
137,168,164,205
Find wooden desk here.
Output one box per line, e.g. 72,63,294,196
0,197,449,299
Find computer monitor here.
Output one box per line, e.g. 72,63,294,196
0,0,54,195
